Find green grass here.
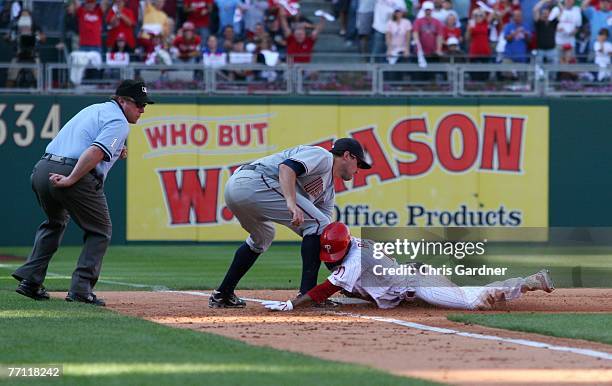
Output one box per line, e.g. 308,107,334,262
0,244,312,291
447,313,612,345
0,291,440,386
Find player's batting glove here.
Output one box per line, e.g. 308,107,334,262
262,300,294,311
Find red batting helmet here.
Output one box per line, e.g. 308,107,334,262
320,222,351,263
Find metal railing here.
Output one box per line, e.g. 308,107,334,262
0,62,44,93
459,64,539,96
378,64,456,96
211,64,292,95
3,62,611,96
295,64,377,95
543,64,612,96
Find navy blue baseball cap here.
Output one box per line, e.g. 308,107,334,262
115,80,155,105
330,138,371,169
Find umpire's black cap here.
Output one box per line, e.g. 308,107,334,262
115,80,155,105
330,138,371,169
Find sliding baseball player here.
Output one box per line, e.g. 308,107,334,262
263,222,555,311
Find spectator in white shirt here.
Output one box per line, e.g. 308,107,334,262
553,0,581,53
594,28,611,81
386,8,412,63
371,0,406,62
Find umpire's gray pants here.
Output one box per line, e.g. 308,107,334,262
12,159,112,295
225,169,330,253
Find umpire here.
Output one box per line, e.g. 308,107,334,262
12,80,154,306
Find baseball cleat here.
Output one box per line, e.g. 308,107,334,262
524,269,555,293
208,290,246,308
65,292,106,306
16,280,50,301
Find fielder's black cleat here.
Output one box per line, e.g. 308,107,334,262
208,290,246,308
16,280,50,301
65,292,106,307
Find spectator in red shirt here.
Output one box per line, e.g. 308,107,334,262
466,8,492,80
172,21,202,62
442,13,462,48
279,11,326,63
76,0,105,52
413,1,444,58
106,0,136,50
466,8,491,60
183,0,212,43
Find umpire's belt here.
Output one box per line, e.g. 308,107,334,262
42,153,78,167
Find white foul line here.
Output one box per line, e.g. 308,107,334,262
0,263,168,291
163,289,612,362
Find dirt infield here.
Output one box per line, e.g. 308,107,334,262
99,289,612,385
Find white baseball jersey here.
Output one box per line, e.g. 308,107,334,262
327,237,417,309
327,237,530,310
252,145,335,217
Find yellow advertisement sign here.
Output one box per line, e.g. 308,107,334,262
127,105,548,241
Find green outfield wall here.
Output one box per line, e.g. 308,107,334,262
0,96,610,246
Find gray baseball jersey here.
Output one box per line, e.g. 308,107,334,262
253,145,335,218
224,145,335,253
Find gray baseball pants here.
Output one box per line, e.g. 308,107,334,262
224,168,330,253
12,158,112,295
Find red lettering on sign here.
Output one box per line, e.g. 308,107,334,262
218,125,233,146
190,124,208,146
159,168,221,224
171,124,187,146
217,122,269,147
391,118,434,176
436,114,479,172
481,116,524,172
144,126,167,149
236,124,250,146
253,123,268,145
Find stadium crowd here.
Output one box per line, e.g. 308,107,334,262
1,0,610,77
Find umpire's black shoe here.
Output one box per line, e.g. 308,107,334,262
65,292,106,307
16,280,50,301
208,290,246,308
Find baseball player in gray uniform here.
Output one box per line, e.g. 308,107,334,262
209,138,371,308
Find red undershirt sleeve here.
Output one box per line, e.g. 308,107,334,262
306,280,342,303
